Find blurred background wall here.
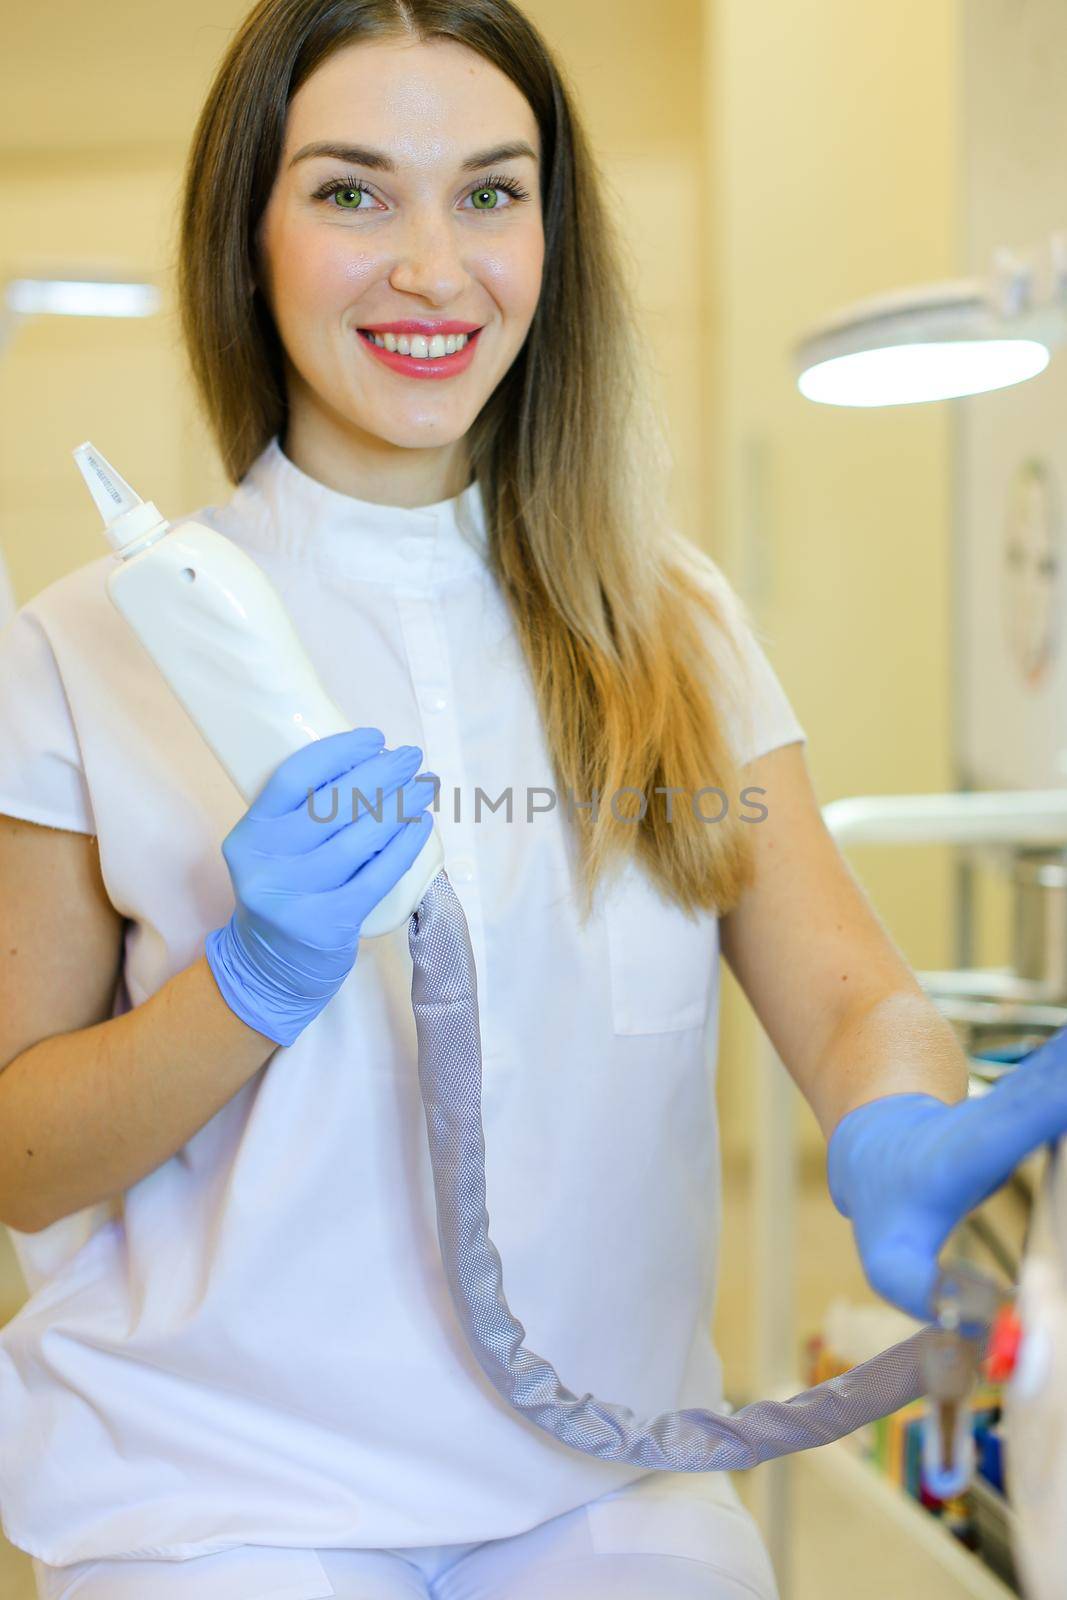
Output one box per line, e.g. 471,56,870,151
705,0,959,1175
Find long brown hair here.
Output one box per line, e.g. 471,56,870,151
177,0,757,920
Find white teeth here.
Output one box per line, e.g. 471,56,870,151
367,330,472,358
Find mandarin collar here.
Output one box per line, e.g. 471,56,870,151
219,436,490,585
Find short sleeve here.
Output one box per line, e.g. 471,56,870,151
691,554,807,766
0,606,95,834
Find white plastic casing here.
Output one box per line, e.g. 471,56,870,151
106,516,443,937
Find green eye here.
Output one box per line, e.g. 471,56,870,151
313,172,529,213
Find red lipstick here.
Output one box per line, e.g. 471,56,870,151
356,325,482,380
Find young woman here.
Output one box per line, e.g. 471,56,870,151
3,2,1067,1597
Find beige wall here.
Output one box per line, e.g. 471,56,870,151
704,0,962,1160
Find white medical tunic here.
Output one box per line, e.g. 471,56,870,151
0,438,806,1568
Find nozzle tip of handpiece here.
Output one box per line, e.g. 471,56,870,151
72,440,144,527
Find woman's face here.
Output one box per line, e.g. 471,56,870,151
256,36,545,489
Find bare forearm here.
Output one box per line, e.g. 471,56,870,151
809,990,971,1142
0,955,277,1234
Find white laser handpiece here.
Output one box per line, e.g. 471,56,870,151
71,440,444,938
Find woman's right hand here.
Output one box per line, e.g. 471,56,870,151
205,728,437,1048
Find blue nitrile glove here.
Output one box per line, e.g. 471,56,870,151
205,728,437,1048
827,1024,1067,1321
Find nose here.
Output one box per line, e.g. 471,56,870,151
387,206,468,306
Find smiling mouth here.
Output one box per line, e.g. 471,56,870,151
358,323,479,355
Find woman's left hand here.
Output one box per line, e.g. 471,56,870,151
826,1026,1067,1320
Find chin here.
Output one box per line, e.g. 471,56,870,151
363,414,475,450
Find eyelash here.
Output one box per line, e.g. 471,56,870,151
311,171,531,213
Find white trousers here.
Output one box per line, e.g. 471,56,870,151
32,1469,779,1600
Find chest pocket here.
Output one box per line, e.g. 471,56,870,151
603,855,719,1035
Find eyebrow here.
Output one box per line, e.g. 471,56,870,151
288,139,538,173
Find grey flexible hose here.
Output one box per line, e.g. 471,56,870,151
408,869,939,1469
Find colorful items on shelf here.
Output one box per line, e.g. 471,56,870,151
805,1328,1006,1517
986,1303,1024,1382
